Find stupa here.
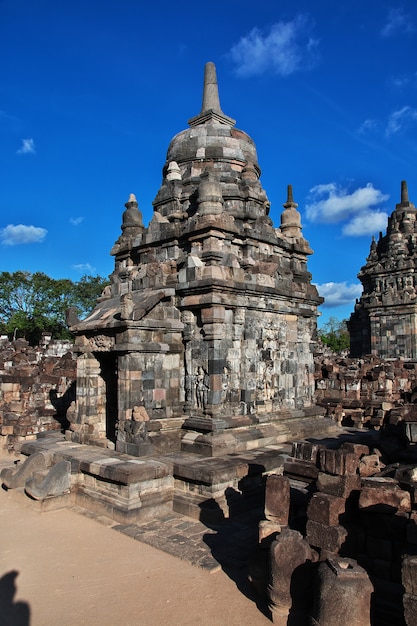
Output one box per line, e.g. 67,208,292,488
350,181,417,358
70,62,325,456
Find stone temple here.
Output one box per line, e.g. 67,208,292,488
69,62,328,458
350,181,417,359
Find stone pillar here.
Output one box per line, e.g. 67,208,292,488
265,474,290,526
268,528,313,625
71,352,106,443
201,306,226,416
312,557,373,626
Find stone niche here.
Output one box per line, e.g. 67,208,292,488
69,62,324,456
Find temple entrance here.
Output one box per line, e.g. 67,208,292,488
98,353,118,443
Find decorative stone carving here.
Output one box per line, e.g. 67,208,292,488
350,181,417,358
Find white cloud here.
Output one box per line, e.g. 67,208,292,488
390,72,417,89
72,263,96,274
306,182,389,230
342,210,389,236
0,224,47,246
357,118,379,135
316,282,362,308
385,106,417,137
381,8,415,37
229,15,319,78
70,217,84,226
16,138,36,155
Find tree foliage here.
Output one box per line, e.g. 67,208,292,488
319,317,350,353
0,271,109,344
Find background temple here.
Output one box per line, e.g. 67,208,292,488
69,62,329,456
349,181,417,359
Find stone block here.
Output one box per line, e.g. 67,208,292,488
265,474,290,525
307,492,346,526
402,555,417,595
312,557,373,626
359,478,411,513
291,441,323,463
340,442,370,458
317,472,361,497
306,519,348,552
318,449,358,476
258,520,281,547
404,592,417,626
283,457,318,481
359,454,382,477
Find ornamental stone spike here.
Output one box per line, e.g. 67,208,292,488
283,184,298,209
201,62,222,114
188,62,236,128
396,179,414,210
401,180,409,205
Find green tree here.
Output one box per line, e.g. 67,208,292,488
71,275,109,319
0,271,109,344
319,317,350,353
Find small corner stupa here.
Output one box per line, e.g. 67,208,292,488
69,62,325,456
349,180,417,359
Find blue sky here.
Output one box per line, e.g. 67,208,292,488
1,0,416,327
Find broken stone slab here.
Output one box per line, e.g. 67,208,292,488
359,454,383,477
307,492,346,526
0,451,53,489
265,474,290,525
283,457,319,481
291,441,324,463
268,528,313,625
258,520,281,548
318,449,358,476
340,442,370,458
25,460,71,500
317,472,361,498
359,477,412,513
306,520,348,553
311,557,373,626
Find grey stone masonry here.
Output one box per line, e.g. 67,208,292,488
349,180,417,359
69,62,325,456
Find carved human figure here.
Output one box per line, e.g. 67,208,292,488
195,366,209,409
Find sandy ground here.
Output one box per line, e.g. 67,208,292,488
0,453,271,626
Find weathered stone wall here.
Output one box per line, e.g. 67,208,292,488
314,351,417,431
0,337,76,451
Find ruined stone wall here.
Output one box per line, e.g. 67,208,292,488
262,440,417,625
314,351,417,432
0,338,76,451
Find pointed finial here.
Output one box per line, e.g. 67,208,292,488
283,184,298,209
401,180,409,204
396,179,415,210
201,62,222,114
188,63,236,128
125,193,138,207
281,185,302,237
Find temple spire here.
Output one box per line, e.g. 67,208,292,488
188,62,236,128
396,179,415,210
401,180,409,205
283,184,298,209
201,62,222,114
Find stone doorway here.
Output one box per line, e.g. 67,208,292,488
97,353,118,444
